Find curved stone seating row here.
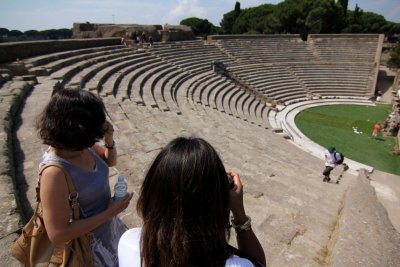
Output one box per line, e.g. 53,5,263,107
28,46,130,76
97,52,156,97
84,50,150,91
150,41,234,73
50,50,134,87
9,35,378,130
182,69,270,128
290,63,371,96
217,38,314,63
65,52,141,90
24,45,124,74
153,68,191,113
228,64,308,104
310,37,378,62
18,35,377,121
115,58,163,103
144,64,182,111
0,78,34,248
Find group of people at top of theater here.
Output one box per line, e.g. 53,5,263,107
121,31,153,47
33,89,266,267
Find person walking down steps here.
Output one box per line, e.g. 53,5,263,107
322,146,344,183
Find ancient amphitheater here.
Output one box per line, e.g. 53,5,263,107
1,34,400,266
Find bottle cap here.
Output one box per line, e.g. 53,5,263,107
118,175,124,182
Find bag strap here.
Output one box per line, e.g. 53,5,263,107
37,162,81,220
35,162,82,265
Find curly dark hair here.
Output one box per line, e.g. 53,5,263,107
36,89,106,150
137,137,231,267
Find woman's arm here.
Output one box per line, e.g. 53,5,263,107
93,120,117,166
40,166,132,245
227,171,266,266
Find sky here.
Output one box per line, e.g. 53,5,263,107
1,0,399,31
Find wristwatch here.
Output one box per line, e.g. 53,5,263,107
105,140,115,149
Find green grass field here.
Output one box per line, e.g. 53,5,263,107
295,104,400,175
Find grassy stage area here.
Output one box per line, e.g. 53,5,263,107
295,104,400,175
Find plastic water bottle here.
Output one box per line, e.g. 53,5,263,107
113,175,128,201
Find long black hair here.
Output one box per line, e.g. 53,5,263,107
137,137,232,267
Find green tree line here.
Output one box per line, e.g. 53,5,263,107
181,0,400,38
0,28,72,42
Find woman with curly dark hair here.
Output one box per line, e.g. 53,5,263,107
118,137,265,267
37,89,132,266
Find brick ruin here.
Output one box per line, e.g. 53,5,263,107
72,22,194,42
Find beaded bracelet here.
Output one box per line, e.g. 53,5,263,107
231,215,252,233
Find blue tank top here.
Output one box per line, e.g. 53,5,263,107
40,147,127,266
40,147,110,218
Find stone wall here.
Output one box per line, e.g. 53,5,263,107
207,34,302,42
72,23,194,42
0,38,121,64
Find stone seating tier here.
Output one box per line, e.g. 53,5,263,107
65,52,142,90
98,52,155,97
29,46,130,76
84,50,150,91
24,45,124,68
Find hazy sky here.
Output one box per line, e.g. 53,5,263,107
1,0,399,31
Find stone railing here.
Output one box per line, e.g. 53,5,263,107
0,38,121,64
0,76,34,264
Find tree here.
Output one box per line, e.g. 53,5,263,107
39,28,72,39
220,1,242,34
264,13,281,33
338,0,348,17
388,43,400,68
305,7,324,33
361,12,387,33
8,30,23,37
386,23,400,41
0,28,10,36
234,1,241,16
353,4,363,24
219,0,397,36
24,30,39,36
180,17,214,36
233,4,275,34
220,10,237,34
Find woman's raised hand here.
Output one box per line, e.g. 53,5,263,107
227,171,247,223
102,121,114,147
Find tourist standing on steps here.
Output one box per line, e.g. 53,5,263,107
322,146,340,182
121,32,129,46
36,89,133,266
118,137,266,267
